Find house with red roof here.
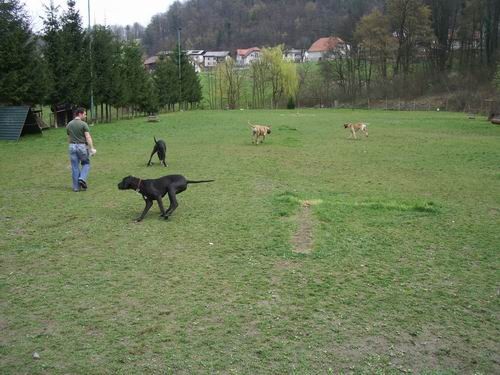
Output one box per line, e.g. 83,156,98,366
305,37,347,61
236,47,261,66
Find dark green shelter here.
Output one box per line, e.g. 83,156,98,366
0,106,42,141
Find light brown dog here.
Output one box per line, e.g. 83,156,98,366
344,122,368,139
248,121,271,144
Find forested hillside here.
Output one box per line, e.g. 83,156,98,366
142,0,385,54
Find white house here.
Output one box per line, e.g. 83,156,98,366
203,51,231,68
187,50,204,64
236,47,261,66
305,37,346,61
284,48,304,63
144,50,207,73
187,50,205,72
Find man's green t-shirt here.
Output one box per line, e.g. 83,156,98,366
66,119,90,144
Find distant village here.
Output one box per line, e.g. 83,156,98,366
144,37,346,72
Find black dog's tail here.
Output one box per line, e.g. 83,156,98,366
187,179,215,184
154,136,158,144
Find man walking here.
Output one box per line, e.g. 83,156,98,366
66,107,96,192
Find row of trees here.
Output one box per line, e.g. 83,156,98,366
204,45,299,110
0,0,202,122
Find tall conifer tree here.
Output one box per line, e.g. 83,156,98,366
0,0,47,105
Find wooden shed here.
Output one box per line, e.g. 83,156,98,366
52,103,74,128
0,106,42,141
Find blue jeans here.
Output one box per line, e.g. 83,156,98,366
69,144,90,190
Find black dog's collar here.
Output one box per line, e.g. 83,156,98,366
135,179,142,193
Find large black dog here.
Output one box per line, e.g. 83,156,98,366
118,174,214,221
147,137,167,167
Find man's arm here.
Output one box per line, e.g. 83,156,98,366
84,131,94,149
84,132,96,154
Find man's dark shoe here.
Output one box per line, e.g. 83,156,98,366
78,179,87,190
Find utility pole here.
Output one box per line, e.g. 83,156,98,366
88,0,94,123
177,27,182,111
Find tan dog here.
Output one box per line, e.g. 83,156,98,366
248,121,271,144
344,122,368,139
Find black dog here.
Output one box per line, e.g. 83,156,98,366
118,174,214,221
147,137,167,167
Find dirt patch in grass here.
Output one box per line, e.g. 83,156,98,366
488,207,499,217
291,200,320,254
328,326,497,373
273,259,297,270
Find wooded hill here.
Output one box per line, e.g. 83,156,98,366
142,0,385,54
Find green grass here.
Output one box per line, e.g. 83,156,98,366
1,109,499,374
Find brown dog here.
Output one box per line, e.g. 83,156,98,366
248,121,271,144
344,122,368,139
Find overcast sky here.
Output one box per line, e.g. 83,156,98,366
23,0,177,32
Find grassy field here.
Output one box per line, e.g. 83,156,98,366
1,109,499,374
